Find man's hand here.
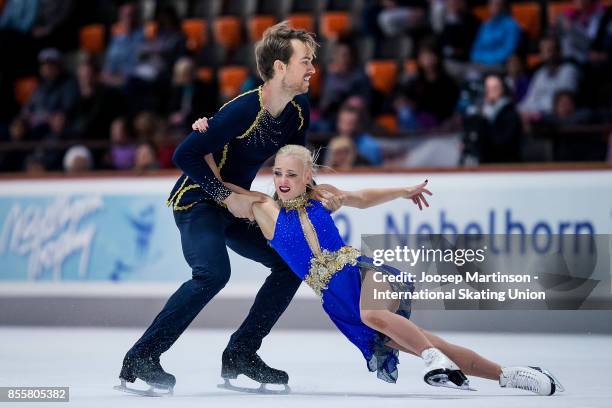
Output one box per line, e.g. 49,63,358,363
403,180,432,210
223,192,262,221
192,117,210,132
312,184,344,212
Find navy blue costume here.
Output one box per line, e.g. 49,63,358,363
128,86,310,359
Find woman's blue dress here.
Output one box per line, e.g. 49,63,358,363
269,198,414,383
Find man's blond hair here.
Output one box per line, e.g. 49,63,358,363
255,21,318,81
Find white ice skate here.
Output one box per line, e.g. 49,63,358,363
499,366,565,396
421,348,475,391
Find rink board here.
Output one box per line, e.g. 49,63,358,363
0,170,611,330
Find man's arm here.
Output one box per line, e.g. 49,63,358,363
173,98,257,203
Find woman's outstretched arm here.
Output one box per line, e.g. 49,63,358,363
318,180,432,210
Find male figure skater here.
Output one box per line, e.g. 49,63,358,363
116,22,338,395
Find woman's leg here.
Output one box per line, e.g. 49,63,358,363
359,269,501,381
385,328,502,381
360,269,434,355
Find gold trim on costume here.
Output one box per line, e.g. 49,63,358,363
219,87,259,111
166,176,189,206
290,100,304,130
305,246,361,298
173,183,200,210
236,86,265,140
218,144,229,171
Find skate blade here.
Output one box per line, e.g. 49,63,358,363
114,380,173,397
425,374,477,392
531,367,565,393
217,378,291,395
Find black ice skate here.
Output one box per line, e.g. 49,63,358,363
114,353,175,397
422,348,475,391
218,350,291,394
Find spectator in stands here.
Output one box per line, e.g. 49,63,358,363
504,54,530,103
63,145,93,173
69,54,125,140
376,0,428,37
394,40,460,129
320,40,372,119
438,0,480,63
133,111,161,143
23,150,47,174
519,36,580,124
0,0,39,33
168,57,218,131
134,5,186,87
463,74,523,163
323,135,365,170
334,102,383,166
107,117,136,170
470,0,521,67
133,142,159,172
554,0,612,65
15,48,78,140
101,1,145,87
542,90,605,161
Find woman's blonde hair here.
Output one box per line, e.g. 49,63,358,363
274,145,320,198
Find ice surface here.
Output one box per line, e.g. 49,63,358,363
0,328,609,408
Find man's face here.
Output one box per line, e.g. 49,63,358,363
280,39,315,95
540,38,558,62
40,61,59,81
337,110,359,135
484,76,503,103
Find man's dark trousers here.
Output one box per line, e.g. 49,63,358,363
129,201,301,357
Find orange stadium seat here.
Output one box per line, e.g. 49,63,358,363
286,14,315,33
526,53,542,69
248,15,277,41
474,2,540,38
320,11,351,40
375,114,399,134
512,3,540,39
79,24,105,54
14,77,39,105
219,66,248,99
366,60,398,94
182,19,208,51
213,16,242,50
473,5,489,21
197,67,214,82
547,1,574,23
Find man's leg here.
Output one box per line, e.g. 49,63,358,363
120,204,231,385
222,221,301,382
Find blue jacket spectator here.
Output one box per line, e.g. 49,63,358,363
470,0,521,66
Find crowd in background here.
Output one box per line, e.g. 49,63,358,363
0,0,611,174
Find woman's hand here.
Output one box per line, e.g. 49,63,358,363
312,184,345,212
192,117,210,132
404,180,432,210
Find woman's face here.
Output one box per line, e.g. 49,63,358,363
484,76,504,103
273,154,311,201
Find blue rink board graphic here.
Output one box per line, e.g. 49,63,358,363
0,195,183,282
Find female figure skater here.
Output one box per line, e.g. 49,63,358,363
207,145,563,395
